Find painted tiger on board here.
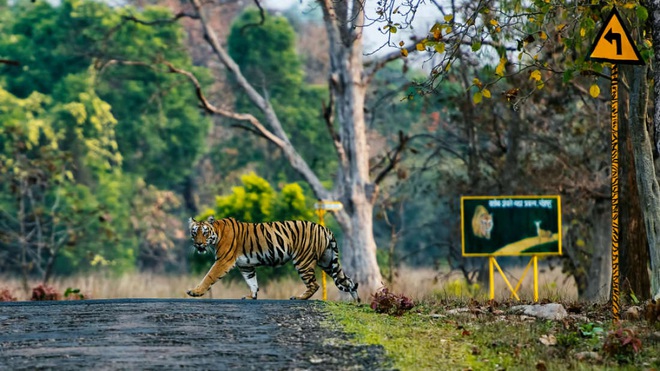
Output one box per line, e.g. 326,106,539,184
471,205,493,239
187,216,360,302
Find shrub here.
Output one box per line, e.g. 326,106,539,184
31,284,60,301
64,287,85,300
602,325,642,364
0,289,17,302
370,286,414,316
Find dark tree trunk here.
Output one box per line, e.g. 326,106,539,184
619,66,652,301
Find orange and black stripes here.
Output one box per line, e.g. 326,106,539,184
611,65,620,321
186,216,360,301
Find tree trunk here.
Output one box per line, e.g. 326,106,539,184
320,0,383,295
619,65,651,300
627,63,660,299
337,200,383,295
647,0,660,299
582,200,613,301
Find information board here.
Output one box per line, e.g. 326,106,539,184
461,196,562,256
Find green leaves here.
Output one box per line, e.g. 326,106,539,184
636,6,648,23
213,172,313,223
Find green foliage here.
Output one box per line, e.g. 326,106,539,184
64,287,85,300
0,84,135,279
0,0,210,189
228,8,302,101
0,0,212,279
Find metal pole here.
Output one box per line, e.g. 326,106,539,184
533,255,538,302
317,209,328,301
489,256,495,300
611,64,620,321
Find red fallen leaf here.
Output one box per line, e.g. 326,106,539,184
462,329,471,336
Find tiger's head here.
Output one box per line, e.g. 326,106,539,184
188,216,219,254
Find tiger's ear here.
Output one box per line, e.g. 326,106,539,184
207,215,215,223
188,217,195,229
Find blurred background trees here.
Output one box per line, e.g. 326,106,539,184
1,0,656,301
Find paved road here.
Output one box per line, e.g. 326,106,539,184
0,299,389,370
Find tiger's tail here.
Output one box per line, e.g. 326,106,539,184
324,234,360,302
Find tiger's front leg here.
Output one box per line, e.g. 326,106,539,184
187,259,235,297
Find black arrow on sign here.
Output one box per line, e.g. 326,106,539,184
604,28,622,55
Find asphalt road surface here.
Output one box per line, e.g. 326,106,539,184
0,299,390,370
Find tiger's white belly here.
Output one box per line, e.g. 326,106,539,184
236,250,292,267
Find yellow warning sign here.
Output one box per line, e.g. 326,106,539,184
588,8,644,65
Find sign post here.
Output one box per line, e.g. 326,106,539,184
461,195,562,301
314,200,343,301
587,7,644,321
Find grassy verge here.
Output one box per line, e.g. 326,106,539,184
324,300,660,371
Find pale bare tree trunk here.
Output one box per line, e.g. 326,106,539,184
320,0,383,294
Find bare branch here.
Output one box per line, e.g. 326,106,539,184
239,0,265,34
373,131,410,185
190,0,331,200
321,89,348,167
121,11,199,26
161,61,288,149
0,59,20,66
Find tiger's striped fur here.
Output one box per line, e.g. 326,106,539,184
186,216,360,302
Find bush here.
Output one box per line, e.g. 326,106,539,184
31,284,60,301
0,289,17,302
602,325,642,364
64,287,85,300
370,286,414,316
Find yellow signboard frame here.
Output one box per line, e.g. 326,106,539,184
461,195,562,257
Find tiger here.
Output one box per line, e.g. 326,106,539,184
186,216,360,302
471,205,493,239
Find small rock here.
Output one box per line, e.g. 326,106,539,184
446,307,470,315
568,314,590,323
309,357,324,364
575,351,602,362
538,334,556,346
511,304,568,320
622,306,642,320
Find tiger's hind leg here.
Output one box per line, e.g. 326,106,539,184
238,265,259,300
291,263,319,300
319,245,360,302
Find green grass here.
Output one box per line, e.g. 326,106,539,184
324,300,660,371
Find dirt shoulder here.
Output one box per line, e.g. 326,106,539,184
0,299,390,370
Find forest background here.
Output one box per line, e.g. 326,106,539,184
1,0,658,302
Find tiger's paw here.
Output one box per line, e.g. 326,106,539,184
186,288,205,297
